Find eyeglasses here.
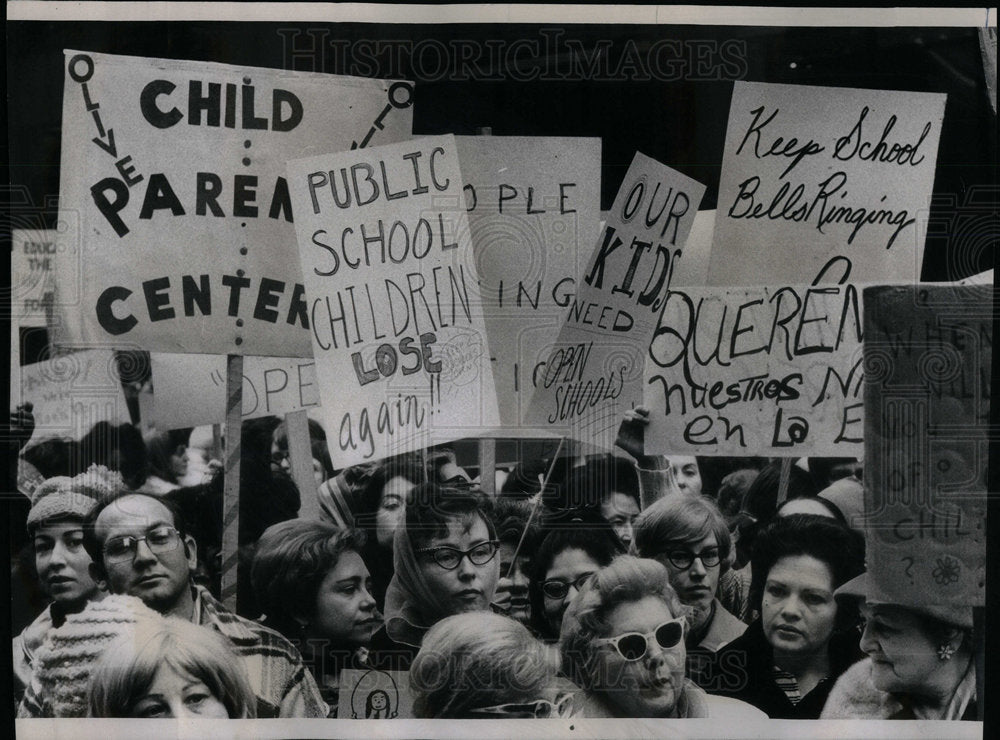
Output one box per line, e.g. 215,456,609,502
469,693,574,719
541,572,594,600
658,547,721,570
415,540,499,570
103,525,182,563
594,618,685,661
270,450,290,466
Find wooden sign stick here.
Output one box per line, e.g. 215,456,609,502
507,437,565,577
286,408,319,519
478,438,496,495
220,354,243,612
776,457,793,507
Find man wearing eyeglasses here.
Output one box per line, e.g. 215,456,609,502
82,493,327,718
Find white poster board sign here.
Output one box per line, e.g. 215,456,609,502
11,229,66,328
456,135,601,433
709,81,946,286
55,50,413,356
17,349,131,447
288,134,501,467
644,282,864,456
526,152,705,450
149,353,320,429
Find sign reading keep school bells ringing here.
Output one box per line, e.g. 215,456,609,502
55,50,413,357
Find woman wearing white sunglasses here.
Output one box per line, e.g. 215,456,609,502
559,556,764,718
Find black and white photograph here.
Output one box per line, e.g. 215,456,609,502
5,3,996,738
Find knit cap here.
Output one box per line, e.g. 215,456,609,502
26,464,125,530
29,594,162,717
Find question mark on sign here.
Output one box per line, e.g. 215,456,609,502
901,557,915,584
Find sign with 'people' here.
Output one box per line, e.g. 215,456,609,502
455,135,602,434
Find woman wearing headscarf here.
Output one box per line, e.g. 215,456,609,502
318,454,423,611
367,483,500,671
821,573,977,720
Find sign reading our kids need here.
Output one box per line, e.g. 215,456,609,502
55,50,413,357
287,134,501,467
709,81,946,286
526,152,705,450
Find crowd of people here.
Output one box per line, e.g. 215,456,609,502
8,398,979,722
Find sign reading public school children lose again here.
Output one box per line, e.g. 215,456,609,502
287,135,500,467
709,81,946,286
54,51,412,357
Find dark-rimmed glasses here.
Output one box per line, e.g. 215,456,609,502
594,618,685,661
416,540,499,570
469,692,574,719
657,547,721,570
541,572,594,600
103,525,181,564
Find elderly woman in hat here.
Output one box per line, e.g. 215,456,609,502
821,573,977,720
12,465,122,699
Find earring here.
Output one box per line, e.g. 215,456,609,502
937,643,955,661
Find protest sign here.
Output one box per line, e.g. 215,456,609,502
11,229,63,327
643,282,864,456
287,135,501,467
710,82,946,286
525,152,705,450
338,669,413,719
455,135,601,432
54,50,413,356
669,209,714,289
149,353,320,429
16,349,131,447
862,284,990,607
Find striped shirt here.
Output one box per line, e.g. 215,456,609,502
192,586,328,718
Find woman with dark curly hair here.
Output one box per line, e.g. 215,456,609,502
251,520,381,715
708,514,866,718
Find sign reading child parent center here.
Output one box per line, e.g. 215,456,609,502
709,82,946,286
288,135,500,467
643,283,864,456
455,136,601,432
526,152,705,449
55,50,412,356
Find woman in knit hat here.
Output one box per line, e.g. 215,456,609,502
17,594,163,717
12,464,123,700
